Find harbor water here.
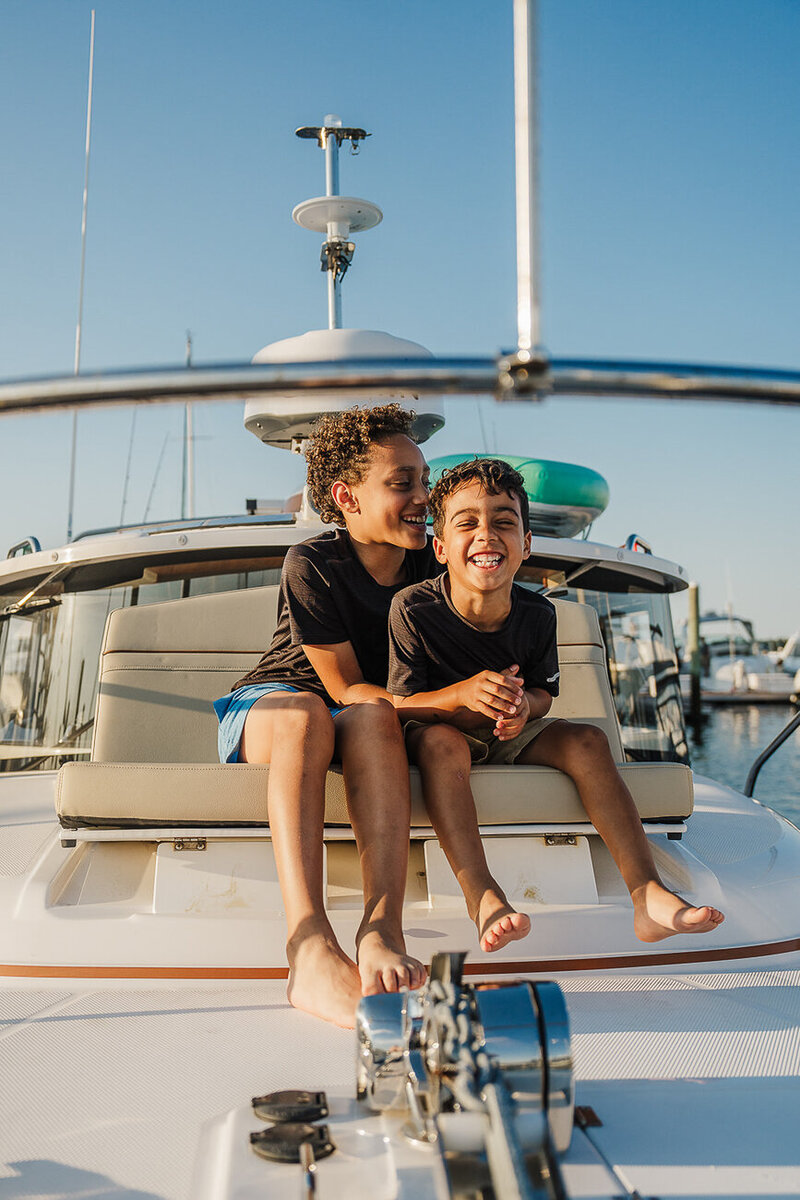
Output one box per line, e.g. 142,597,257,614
687,704,800,826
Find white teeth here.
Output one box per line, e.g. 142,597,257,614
403,516,426,524
471,553,502,566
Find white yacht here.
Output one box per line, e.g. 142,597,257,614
770,631,800,698
678,612,797,704
2,5,800,1197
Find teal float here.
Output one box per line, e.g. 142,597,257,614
428,454,610,538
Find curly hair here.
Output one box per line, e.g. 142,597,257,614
304,403,416,525
429,457,530,538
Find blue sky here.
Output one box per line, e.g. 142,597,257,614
0,0,798,637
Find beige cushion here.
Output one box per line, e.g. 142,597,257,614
103,586,281,654
91,589,624,764
57,759,693,829
64,585,679,835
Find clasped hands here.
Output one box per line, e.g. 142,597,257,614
456,665,529,741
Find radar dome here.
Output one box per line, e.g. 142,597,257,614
244,328,445,448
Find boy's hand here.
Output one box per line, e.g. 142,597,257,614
494,688,530,740
457,665,524,721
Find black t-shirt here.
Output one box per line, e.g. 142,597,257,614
388,574,560,698
234,529,440,705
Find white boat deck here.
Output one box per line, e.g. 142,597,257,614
2,775,800,1196
2,969,800,1198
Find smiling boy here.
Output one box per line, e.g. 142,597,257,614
214,404,433,1028
388,458,725,949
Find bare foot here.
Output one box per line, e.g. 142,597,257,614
356,921,427,995
286,925,362,1029
477,891,531,953
632,880,725,943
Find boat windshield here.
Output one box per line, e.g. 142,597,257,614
570,587,688,763
0,566,281,770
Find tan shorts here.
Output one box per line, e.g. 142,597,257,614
404,716,558,765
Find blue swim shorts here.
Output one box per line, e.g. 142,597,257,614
213,683,346,763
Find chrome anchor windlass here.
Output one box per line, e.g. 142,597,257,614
356,951,574,1199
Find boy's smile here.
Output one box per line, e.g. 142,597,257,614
433,482,530,623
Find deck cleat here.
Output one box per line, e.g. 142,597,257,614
251,1089,329,1124
249,1121,335,1164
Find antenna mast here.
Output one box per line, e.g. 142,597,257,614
66,8,96,540
293,116,382,329
513,0,540,355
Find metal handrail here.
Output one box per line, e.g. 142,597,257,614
744,710,800,797
1,355,800,417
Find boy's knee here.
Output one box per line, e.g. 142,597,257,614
277,692,335,737
563,722,610,765
341,697,401,738
416,723,471,769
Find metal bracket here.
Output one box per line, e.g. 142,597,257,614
544,834,577,847
296,124,370,150
320,239,355,282
496,349,551,400
172,838,206,852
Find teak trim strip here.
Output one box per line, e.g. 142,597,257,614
2,937,800,979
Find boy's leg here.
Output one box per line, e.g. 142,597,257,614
333,700,426,993
408,723,530,953
241,692,362,1028
517,721,724,941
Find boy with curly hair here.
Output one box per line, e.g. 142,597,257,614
215,404,434,1028
389,458,724,951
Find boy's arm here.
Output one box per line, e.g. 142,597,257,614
281,546,388,705
302,642,390,706
392,672,525,727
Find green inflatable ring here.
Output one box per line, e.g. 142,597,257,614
427,454,609,538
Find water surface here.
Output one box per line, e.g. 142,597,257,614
687,704,800,825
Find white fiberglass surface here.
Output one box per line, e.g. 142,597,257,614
1,969,799,1199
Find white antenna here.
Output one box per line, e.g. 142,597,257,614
66,8,96,541
513,0,540,355
293,117,382,329
181,332,194,519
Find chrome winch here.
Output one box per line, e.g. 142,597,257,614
356,951,573,1199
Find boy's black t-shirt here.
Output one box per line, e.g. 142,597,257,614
234,529,440,705
388,574,560,698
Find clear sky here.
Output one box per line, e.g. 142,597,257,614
0,0,798,637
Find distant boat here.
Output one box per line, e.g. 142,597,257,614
678,611,796,703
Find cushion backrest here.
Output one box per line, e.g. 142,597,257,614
547,599,623,758
91,586,623,763
92,587,280,762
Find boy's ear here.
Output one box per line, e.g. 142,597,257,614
522,530,532,559
330,479,359,515
432,536,448,564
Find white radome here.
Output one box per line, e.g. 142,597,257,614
245,327,444,447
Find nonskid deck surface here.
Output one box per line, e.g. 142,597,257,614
2,969,800,1200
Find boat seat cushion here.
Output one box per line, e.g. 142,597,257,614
59,584,692,833
57,759,693,829
89,587,626,764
